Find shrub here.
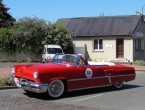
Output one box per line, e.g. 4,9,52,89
0,17,74,58
134,60,145,66
0,75,13,87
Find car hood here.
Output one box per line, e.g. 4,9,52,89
14,63,69,80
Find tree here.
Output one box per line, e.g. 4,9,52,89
0,0,15,28
13,17,48,55
0,28,15,54
0,17,74,58
45,23,74,53
14,17,74,55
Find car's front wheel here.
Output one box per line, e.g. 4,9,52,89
47,80,65,98
112,81,124,89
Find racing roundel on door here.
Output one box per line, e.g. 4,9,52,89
85,68,93,78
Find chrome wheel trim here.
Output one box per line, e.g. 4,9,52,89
114,82,124,89
48,80,64,98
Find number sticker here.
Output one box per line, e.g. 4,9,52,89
85,68,93,78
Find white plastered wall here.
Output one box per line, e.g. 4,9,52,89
73,36,133,62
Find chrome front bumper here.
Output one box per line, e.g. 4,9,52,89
11,77,48,93
19,81,48,93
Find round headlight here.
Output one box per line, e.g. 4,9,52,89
12,67,15,74
33,71,38,78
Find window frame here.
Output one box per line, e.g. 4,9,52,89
93,39,103,51
135,38,144,51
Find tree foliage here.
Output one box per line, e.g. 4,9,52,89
0,28,15,54
13,17,48,54
0,0,15,28
44,23,74,53
0,17,74,57
0,1,74,60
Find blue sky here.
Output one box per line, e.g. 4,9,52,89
3,0,145,22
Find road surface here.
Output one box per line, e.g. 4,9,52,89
0,73,145,110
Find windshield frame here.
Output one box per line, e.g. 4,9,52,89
49,54,80,65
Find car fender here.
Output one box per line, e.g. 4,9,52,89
49,77,67,83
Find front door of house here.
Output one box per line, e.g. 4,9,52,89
116,38,124,58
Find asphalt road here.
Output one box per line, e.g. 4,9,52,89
0,73,145,110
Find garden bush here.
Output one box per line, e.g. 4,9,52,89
0,75,13,87
134,60,145,66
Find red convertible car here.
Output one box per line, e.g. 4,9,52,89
11,54,136,98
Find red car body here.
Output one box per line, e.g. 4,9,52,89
11,54,136,98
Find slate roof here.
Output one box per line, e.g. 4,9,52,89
57,15,142,37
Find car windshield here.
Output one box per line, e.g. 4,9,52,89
47,48,63,54
50,54,78,64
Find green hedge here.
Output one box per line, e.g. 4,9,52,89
0,75,13,87
0,17,74,59
134,60,145,66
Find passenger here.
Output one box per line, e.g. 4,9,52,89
78,56,88,65
78,56,84,65
84,59,88,65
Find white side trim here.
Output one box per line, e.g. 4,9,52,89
68,76,107,82
110,74,135,78
68,74,135,82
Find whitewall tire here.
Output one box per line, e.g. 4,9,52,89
48,80,65,98
112,81,124,89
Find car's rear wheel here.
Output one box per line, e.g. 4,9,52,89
47,80,65,98
112,81,124,89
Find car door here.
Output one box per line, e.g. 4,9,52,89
68,65,110,90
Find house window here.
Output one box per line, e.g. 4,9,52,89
94,39,103,50
135,38,144,50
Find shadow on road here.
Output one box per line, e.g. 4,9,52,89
23,84,142,100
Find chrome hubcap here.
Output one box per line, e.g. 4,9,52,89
50,82,62,95
115,82,123,88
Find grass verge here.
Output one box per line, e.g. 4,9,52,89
0,75,13,88
134,60,145,66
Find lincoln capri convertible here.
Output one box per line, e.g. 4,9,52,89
11,54,136,98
